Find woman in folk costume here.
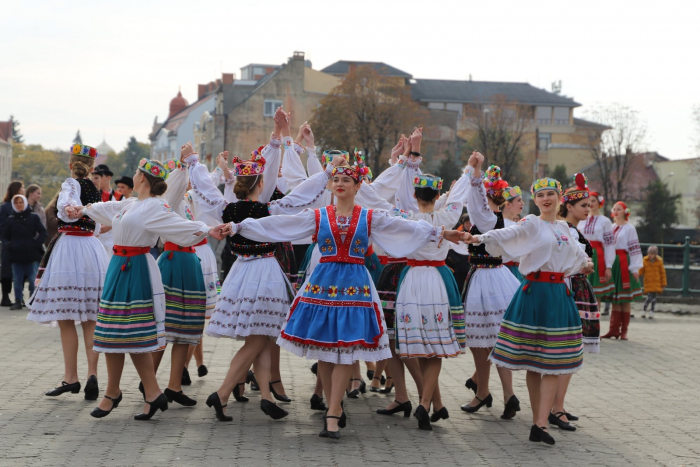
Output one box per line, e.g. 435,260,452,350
547,173,600,433
601,201,643,340
28,143,107,402
578,191,615,302
392,157,470,431
229,162,464,439
501,186,525,282
461,154,522,420
461,176,593,446
69,158,227,420
185,109,340,421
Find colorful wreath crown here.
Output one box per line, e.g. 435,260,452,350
139,158,169,180
413,174,443,191
322,150,349,167
232,149,266,177
332,165,363,183
482,164,509,197
504,186,522,201
71,143,98,159
531,177,562,195
561,173,590,204
164,159,184,171
352,149,372,180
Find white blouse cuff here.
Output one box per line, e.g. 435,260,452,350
184,153,199,166
269,134,282,149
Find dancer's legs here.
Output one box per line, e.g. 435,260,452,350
80,321,99,378
57,320,80,384
468,347,491,405
96,353,125,410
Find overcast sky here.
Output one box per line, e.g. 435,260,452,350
2,0,699,160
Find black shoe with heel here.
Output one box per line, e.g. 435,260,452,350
501,395,521,420
414,405,432,430
164,388,197,407
246,370,259,391
310,393,327,411
197,365,208,378
379,376,394,394
376,400,412,417
261,399,289,420
205,392,232,422
366,369,374,381
233,382,249,402
84,375,99,401
346,378,363,398
465,378,478,394
322,415,342,439
461,394,493,413
181,367,192,386
529,425,555,445
564,412,579,421
45,381,81,397
549,412,576,431
430,407,449,422
311,362,318,375
90,393,122,418
134,393,168,421
270,380,292,402
369,376,382,393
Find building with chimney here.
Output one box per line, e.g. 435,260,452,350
0,119,13,196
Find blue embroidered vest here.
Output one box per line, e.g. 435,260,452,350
316,205,372,265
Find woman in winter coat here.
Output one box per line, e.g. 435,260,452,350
1,181,25,306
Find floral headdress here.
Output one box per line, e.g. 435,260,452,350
352,148,372,180
531,177,562,195
561,173,590,204
322,150,349,167
614,201,631,220
232,148,266,177
483,165,509,198
71,143,98,159
332,165,365,183
504,186,522,201
164,159,184,171
139,158,169,180
413,174,443,191
589,191,605,208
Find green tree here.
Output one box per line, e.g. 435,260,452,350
73,130,82,145
434,151,462,188
9,115,23,143
118,137,151,176
637,180,681,244
550,164,568,185
12,142,71,201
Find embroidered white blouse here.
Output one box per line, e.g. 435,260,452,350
577,214,616,269
611,223,643,273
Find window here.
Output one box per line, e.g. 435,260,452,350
538,133,551,152
427,102,445,110
536,106,552,124
553,107,570,125
264,100,283,117
445,103,463,115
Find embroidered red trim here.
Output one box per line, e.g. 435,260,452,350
406,259,446,267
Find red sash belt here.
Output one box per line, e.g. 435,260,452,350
616,249,631,289
164,242,195,253
379,256,407,265
407,259,446,267
590,241,606,281
365,245,374,257
503,261,520,267
194,238,208,247
59,229,94,237
113,246,150,257
525,271,565,283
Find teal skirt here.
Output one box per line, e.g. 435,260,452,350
295,242,317,291
364,252,384,286
506,264,524,282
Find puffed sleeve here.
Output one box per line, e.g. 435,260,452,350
568,225,587,252
602,217,616,269
163,162,188,216
85,198,138,226
56,178,82,222
210,167,224,187
268,165,333,215
370,157,406,203
480,214,541,258
356,182,395,211
394,157,421,213
562,234,592,277
280,140,308,190
144,199,210,247
233,209,317,243
438,167,470,221
223,177,238,204
369,210,442,258
185,153,227,224
306,147,323,176
466,166,498,233
258,135,283,204
627,225,643,273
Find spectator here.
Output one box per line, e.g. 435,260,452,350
639,245,667,319
92,164,122,201
1,194,47,309
26,184,47,228
114,176,134,198
1,181,25,306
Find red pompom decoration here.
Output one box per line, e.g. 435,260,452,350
89,147,97,157
574,173,587,190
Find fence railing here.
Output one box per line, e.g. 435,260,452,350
641,236,700,297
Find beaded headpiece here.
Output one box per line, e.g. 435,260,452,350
71,143,98,159
353,149,372,180
483,165,509,197
561,173,590,204
614,201,631,220
322,150,349,167
332,165,364,183
504,186,522,201
531,177,562,195
139,158,169,180
589,191,605,207
232,149,266,177
413,174,443,191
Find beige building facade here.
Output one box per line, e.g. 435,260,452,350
0,120,13,196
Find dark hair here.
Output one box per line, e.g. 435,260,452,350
558,197,586,218
233,175,262,199
3,181,23,202
414,173,441,202
26,184,41,198
141,171,168,196
488,192,506,206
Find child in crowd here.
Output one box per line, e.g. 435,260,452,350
639,245,666,319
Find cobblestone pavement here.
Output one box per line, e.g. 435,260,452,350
1,301,699,467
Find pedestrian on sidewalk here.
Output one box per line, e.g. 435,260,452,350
1,195,47,309
640,245,666,319
26,184,47,229
1,181,25,307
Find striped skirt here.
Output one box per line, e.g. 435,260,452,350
158,250,207,345
376,261,408,339
588,248,615,297
489,281,583,375
601,254,643,304
94,253,165,353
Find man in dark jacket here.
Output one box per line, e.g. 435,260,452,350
1,195,47,309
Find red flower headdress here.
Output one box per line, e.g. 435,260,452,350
561,173,590,204
233,147,266,177
483,165,509,198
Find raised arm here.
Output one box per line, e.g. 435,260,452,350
183,150,227,224
231,208,317,243
281,122,310,190
163,160,188,215
465,164,498,233
268,163,334,215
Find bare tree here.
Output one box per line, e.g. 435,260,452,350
583,103,648,203
461,95,530,186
